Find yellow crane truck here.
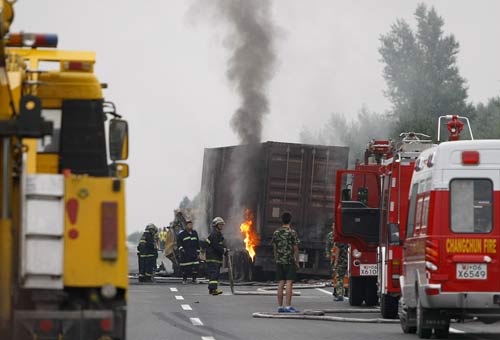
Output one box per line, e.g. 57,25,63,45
0,1,129,339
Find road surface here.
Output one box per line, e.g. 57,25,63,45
126,276,500,340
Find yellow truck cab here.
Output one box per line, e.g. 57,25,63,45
0,13,129,339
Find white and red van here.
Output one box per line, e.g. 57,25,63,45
399,139,500,338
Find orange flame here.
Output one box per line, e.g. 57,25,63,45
240,209,259,261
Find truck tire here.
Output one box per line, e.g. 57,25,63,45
381,294,399,319
399,298,416,334
348,277,364,306
416,296,432,339
364,277,378,306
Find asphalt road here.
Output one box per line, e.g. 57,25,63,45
126,279,500,340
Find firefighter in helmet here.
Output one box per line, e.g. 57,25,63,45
137,223,158,282
206,216,227,295
177,220,201,284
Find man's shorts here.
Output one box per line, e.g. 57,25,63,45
276,263,296,281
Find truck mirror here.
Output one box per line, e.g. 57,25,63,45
388,223,400,245
357,187,368,205
110,163,129,178
342,188,351,201
109,118,129,161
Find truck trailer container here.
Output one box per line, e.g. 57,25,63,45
199,141,348,277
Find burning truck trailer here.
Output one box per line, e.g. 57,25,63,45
199,141,349,280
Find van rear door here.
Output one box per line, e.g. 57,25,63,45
443,175,500,293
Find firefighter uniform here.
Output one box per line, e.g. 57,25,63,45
326,228,348,300
206,219,226,295
177,228,200,283
137,224,158,282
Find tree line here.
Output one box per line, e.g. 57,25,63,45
301,3,500,161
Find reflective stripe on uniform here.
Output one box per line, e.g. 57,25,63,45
206,239,211,244
206,259,223,264
139,240,146,243
180,261,200,266
208,281,218,284
182,236,198,241
140,254,156,258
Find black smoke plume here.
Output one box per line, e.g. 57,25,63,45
216,0,276,144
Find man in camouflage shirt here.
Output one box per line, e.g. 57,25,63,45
272,211,300,313
325,224,348,301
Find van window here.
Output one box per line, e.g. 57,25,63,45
406,183,419,238
450,179,493,233
415,197,423,233
421,196,430,233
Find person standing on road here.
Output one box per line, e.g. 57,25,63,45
325,223,348,301
137,223,158,282
325,228,335,284
272,211,300,313
177,220,201,284
206,217,227,295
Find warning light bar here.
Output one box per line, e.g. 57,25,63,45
63,61,92,72
6,32,58,48
461,150,480,165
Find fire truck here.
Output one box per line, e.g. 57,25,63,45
378,133,433,318
399,116,500,338
0,2,129,339
334,140,393,306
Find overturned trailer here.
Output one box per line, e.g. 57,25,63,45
199,141,349,278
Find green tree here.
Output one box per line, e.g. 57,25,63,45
472,97,500,139
379,3,472,138
300,107,390,166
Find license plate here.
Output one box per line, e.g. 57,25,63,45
360,264,378,276
456,263,487,280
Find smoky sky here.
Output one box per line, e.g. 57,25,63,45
216,0,276,145
12,1,500,233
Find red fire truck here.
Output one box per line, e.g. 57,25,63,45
334,140,393,306
399,116,500,338
378,133,433,318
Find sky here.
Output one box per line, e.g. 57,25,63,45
12,0,500,233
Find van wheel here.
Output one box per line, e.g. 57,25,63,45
416,296,432,339
399,303,416,333
348,277,364,306
381,294,399,319
364,277,378,306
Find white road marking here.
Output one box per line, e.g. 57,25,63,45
315,288,349,300
449,327,465,334
190,317,203,326
316,288,333,295
201,337,215,340
175,295,184,300
170,287,178,292
181,304,192,311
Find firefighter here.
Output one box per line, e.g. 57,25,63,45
159,227,167,251
334,231,348,302
137,223,158,282
177,220,201,284
325,229,335,284
206,216,227,295
325,223,348,301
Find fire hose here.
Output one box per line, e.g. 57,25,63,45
252,309,399,324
